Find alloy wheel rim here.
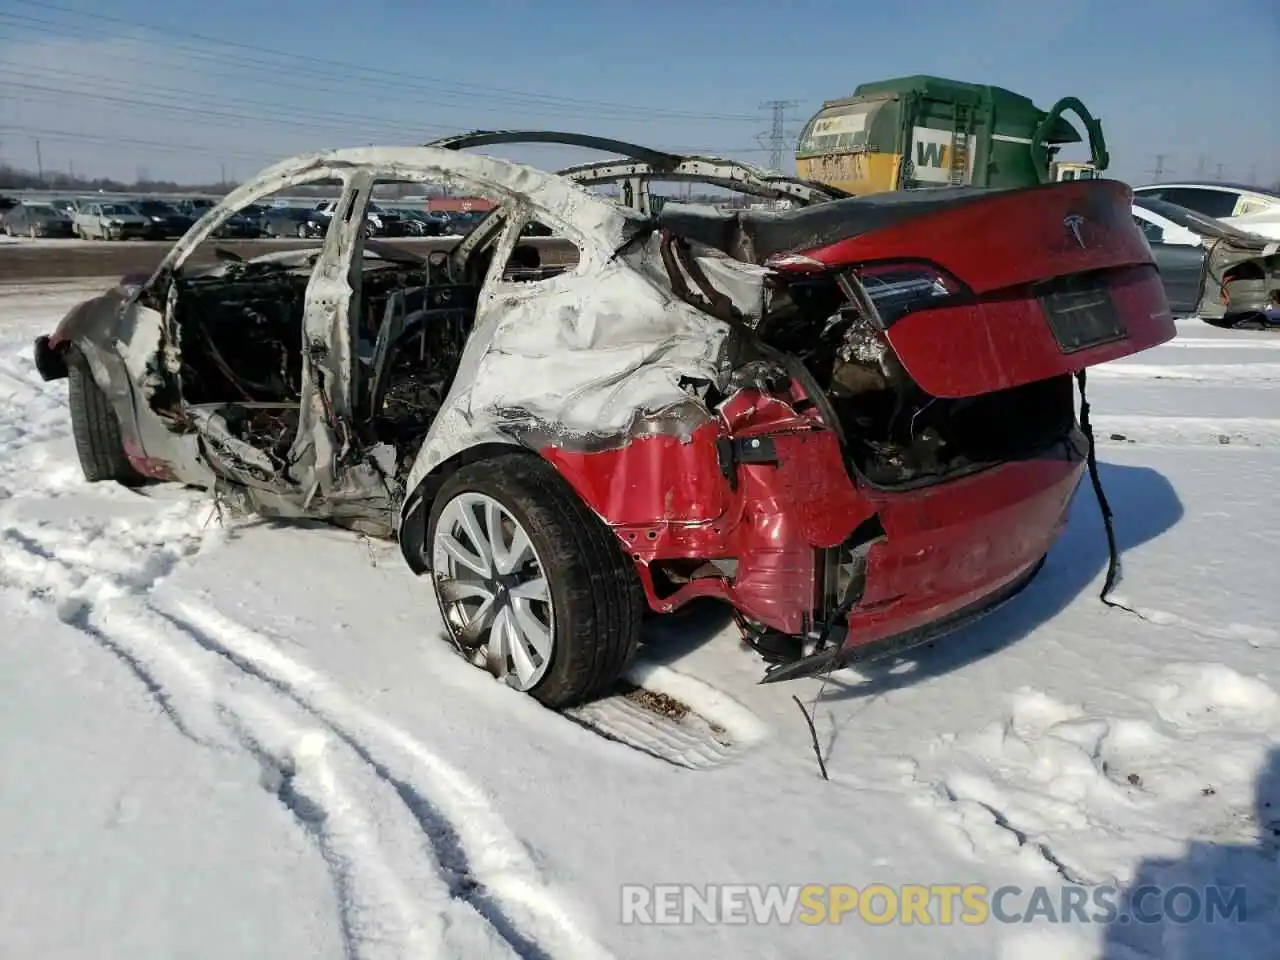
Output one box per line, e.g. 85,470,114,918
432,491,554,691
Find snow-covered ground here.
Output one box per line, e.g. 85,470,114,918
1,281,1276,960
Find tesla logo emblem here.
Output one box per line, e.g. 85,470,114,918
1063,214,1086,248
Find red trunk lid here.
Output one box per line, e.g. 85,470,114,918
793,180,1176,398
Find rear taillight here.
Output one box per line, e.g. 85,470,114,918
853,262,960,325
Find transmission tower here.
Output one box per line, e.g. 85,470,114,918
757,99,802,173
1147,154,1172,182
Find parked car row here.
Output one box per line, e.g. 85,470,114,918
1,196,221,241
1,194,504,241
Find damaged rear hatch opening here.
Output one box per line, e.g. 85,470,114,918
586,176,1175,680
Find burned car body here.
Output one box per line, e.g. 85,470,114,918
34,138,1174,708
1135,196,1280,328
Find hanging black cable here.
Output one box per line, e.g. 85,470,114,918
1075,368,1143,617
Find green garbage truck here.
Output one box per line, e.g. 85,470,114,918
795,75,1108,195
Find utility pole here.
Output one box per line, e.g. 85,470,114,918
220,161,226,185
35,139,43,183
1214,163,1224,181
1248,164,1258,185
757,99,802,174
1195,155,1207,177
1147,154,1171,182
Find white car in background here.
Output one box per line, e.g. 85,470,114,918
313,198,387,236
1132,181,1280,238
72,201,153,241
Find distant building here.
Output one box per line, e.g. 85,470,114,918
426,196,495,213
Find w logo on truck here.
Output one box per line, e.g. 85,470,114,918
915,140,950,169
909,126,971,184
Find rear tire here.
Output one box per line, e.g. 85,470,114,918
427,454,642,708
67,351,146,486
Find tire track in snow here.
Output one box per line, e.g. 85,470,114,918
0,523,519,960
156,596,617,960
0,523,219,746
0,513,605,960
564,661,767,770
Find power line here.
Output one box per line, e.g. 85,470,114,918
0,2,780,179
0,78,433,144
0,61,773,160
0,69,456,144
0,12,741,129
0,112,770,183
0,11,704,125
3,1,761,124
0,123,276,164
0,79,766,160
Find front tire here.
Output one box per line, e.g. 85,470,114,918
428,454,642,708
67,351,145,486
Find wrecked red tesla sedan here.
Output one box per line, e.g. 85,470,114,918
33,135,1175,708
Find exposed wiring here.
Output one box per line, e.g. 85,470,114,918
1075,369,1145,619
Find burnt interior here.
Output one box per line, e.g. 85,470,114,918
171,269,308,406
756,271,1076,486
166,238,565,482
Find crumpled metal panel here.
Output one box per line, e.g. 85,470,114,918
1199,239,1280,320
401,235,749,500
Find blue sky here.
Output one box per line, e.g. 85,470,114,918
0,0,1276,186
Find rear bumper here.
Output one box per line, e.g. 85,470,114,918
764,437,1085,682
545,407,1085,677
762,555,1047,682
843,437,1084,648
